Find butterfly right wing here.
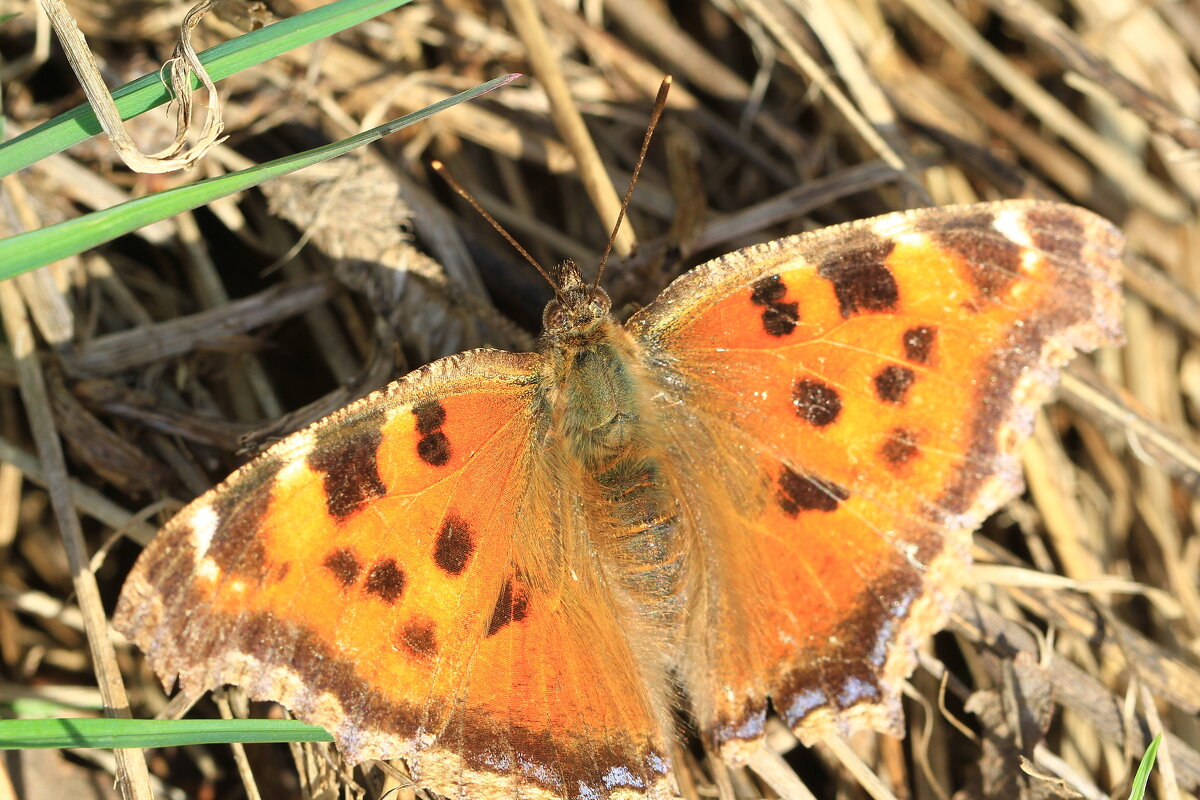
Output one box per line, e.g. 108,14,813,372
627,201,1123,758
114,348,672,800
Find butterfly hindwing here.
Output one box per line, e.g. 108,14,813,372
114,348,672,800
627,200,1124,756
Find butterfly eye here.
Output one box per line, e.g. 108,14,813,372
543,302,568,330
585,288,612,318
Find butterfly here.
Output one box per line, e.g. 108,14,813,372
114,196,1123,800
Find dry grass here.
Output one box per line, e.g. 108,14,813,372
2,0,1199,798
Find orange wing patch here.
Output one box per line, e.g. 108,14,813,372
631,200,1123,756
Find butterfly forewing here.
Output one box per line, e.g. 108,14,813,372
627,199,1123,756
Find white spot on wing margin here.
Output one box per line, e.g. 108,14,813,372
993,207,1034,249
870,211,919,240
190,504,219,564
993,206,1043,275
278,428,317,483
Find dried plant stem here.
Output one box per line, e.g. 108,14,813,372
953,594,1200,787
37,0,225,172
66,277,334,375
899,0,1186,221
502,0,636,259
6,1,1197,796
1060,369,1200,493
743,0,913,179
987,0,1200,151
820,734,900,800
746,746,820,800
787,0,911,158
0,434,159,543
0,233,153,800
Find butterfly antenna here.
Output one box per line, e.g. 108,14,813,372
431,160,563,299
594,76,673,288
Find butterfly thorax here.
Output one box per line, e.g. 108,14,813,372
539,262,686,630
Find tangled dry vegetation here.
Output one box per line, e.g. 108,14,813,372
2,0,1200,798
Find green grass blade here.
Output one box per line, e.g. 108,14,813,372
0,718,332,750
0,0,412,177
0,74,518,281
1127,732,1162,800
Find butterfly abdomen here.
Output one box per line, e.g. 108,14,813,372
596,457,684,604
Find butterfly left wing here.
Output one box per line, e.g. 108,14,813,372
115,349,674,800
625,200,1123,758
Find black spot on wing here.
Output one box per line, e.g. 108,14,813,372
817,238,898,317
880,428,920,469
434,515,474,575
417,432,451,466
750,276,799,337
413,400,452,467
793,379,841,427
903,326,936,365
777,466,848,515
761,302,799,337
413,400,447,435
323,548,361,588
364,558,406,604
307,409,388,521
750,276,787,306
400,618,438,659
486,578,530,636
874,365,915,405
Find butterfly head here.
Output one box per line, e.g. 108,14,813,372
541,259,613,340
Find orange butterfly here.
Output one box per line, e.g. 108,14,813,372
115,193,1122,799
